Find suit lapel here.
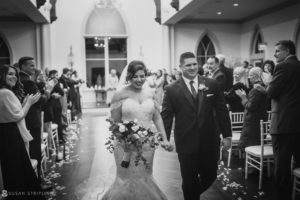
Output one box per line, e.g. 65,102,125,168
197,75,206,114
178,78,197,109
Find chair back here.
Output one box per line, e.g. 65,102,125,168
267,110,271,121
230,111,244,133
260,120,271,157
41,111,44,139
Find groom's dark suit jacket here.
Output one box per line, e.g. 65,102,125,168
162,75,231,154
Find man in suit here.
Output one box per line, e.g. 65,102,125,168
48,70,65,146
267,40,300,200
207,56,229,93
216,54,233,93
18,56,53,190
58,68,72,140
161,52,232,200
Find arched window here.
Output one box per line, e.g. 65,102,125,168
296,22,300,59
250,26,265,68
253,31,263,54
196,35,216,66
85,7,127,88
0,36,10,65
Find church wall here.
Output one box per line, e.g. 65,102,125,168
173,23,241,68
51,0,164,80
0,22,37,65
172,3,300,68
240,3,300,63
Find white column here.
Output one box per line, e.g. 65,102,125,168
104,37,109,87
170,25,175,70
162,25,171,73
41,24,52,70
35,24,42,69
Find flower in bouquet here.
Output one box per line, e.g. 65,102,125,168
105,118,163,168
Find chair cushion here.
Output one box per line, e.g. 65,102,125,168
294,168,300,177
41,144,46,151
232,132,241,141
43,132,48,139
245,145,273,157
51,123,58,129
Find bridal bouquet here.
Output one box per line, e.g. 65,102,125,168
105,118,163,168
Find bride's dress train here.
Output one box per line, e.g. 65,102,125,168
75,98,168,200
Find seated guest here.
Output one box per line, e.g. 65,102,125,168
0,65,45,199
225,66,249,112
235,67,268,152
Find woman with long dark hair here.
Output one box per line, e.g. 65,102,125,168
0,65,45,199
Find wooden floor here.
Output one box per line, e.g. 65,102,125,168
44,108,279,200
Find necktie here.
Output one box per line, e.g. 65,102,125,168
189,80,197,100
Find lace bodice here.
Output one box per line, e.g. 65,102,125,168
122,98,155,129
112,98,158,131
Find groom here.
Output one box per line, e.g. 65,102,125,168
161,52,232,200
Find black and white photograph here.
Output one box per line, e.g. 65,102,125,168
0,0,300,199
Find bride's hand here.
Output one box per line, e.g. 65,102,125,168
160,140,174,152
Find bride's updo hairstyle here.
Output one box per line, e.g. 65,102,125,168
126,60,147,82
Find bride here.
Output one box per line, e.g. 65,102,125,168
75,60,173,200
99,60,172,200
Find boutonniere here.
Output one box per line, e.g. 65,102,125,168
198,83,208,91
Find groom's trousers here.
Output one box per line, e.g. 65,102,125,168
178,152,218,200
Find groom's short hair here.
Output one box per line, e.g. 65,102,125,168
180,52,196,65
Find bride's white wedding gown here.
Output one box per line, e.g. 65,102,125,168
76,98,168,200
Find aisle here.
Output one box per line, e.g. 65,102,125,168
47,108,277,200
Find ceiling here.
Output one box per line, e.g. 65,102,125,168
164,0,299,24
0,0,48,23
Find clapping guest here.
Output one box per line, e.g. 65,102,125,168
224,66,249,112
207,56,228,92
267,40,300,200
262,60,275,110
261,60,275,87
202,63,211,77
0,65,45,199
235,67,268,157
162,70,170,89
59,68,72,137
154,69,165,106
71,70,84,114
174,70,182,80
164,73,173,88
106,69,119,107
145,70,156,89
48,70,64,146
18,56,53,189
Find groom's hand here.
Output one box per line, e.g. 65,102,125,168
222,137,232,151
161,141,174,152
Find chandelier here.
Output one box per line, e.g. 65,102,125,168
94,0,121,9
94,37,105,48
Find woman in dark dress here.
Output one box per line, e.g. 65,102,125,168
235,67,268,149
0,65,45,199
